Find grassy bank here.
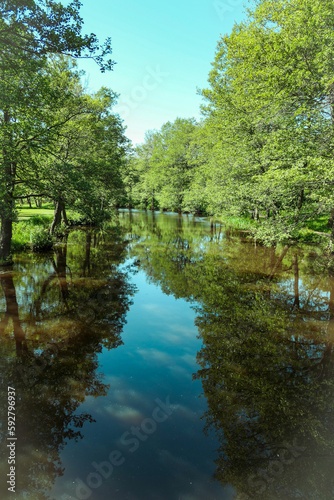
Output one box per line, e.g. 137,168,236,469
10,206,333,255
214,213,331,244
12,215,54,252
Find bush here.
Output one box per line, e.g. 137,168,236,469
12,222,33,251
31,227,53,252
29,215,53,226
12,216,53,252
293,227,326,243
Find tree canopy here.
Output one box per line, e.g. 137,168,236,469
0,0,125,263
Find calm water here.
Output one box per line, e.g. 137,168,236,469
1,210,334,500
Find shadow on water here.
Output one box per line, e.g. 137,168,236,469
0,227,136,500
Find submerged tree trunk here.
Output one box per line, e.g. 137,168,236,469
0,273,26,356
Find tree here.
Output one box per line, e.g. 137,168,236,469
0,0,114,263
199,0,334,244
126,118,198,213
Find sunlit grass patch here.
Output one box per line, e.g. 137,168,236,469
12,216,53,252
18,208,54,220
304,214,331,234
220,215,255,230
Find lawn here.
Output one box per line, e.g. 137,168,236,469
18,203,54,220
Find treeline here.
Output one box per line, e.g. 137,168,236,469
0,1,128,263
123,0,334,245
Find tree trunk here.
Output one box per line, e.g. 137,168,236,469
151,189,155,211
293,254,300,309
50,201,62,234
297,189,304,211
0,215,13,264
0,110,14,264
50,201,69,234
62,204,69,226
328,208,334,229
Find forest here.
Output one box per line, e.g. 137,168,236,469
1,0,334,264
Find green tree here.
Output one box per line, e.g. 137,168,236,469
0,0,114,263
127,118,198,213
199,0,334,244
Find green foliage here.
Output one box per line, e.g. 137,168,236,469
31,228,54,252
123,118,198,212
0,0,120,261
293,228,327,243
29,215,53,226
12,218,53,252
220,215,255,231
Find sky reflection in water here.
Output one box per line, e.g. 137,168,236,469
1,211,334,499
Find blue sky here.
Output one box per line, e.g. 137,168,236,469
76,0,247,145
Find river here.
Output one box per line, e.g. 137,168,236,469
0,210,333,500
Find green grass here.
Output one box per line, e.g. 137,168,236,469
304,214,331,234
219,215,255,231
217,213,331,244
12,216,52,251
18,206,54,220
17,204,81,222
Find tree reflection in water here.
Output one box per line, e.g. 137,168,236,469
0,228,136,500
120,211,334,500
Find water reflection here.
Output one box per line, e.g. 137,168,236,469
0,228,135,499
1,212,334,499
119,211,334,499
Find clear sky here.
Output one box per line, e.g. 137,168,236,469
76,0,247,145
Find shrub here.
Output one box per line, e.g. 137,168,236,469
12,216,52,252
29,215,53,226
31,227,53,252
293,228,326,243
11,222,32,251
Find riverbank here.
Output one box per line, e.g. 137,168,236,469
210,214,331,245
10,206,332,257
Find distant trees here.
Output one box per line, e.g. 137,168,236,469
124,118,198,213
198,0,334,244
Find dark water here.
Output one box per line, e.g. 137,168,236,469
1,210,334,500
